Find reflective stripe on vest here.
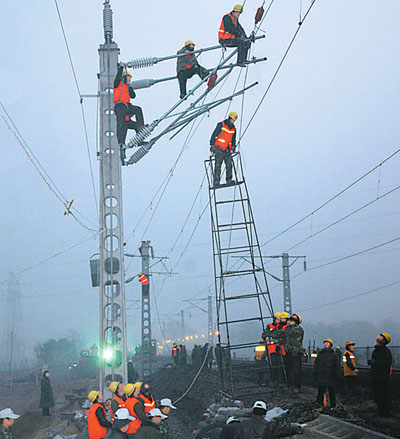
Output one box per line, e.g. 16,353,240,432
139,394,155,413
255,344,266,361
219,13,237,40
185,54,194,69
343,350,357,376
113,82,130,105
215,122,235,152
110,395,126,422
125,397,141,434
88,403,107,439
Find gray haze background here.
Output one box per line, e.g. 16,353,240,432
1,0,399,362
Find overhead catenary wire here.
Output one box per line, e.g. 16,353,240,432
54,0,99,219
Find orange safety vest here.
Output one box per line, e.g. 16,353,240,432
172,346,177,357
343,349,357,376
266,323,279,355
255,344,267,361
280,323,288,356
219,13,237,41
113,82,130,105
215,121,236,152
125,397,142,434
110,395,126,422
88,403,108,439
138,393,156,413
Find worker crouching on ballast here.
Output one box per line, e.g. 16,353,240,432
176,40,208,99
219,5,253,67
113,63,146,158
210,111,238,187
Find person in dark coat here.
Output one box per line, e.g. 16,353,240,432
176,40,207,99
220,417,244,439
40,370,54,416
135,409,166,439
284,314,304,393
191,344,202,369
368,333,392,416
314,339,340,408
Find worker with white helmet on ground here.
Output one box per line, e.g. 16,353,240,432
158,398,176,439
0,408,20,439
135,408,167,439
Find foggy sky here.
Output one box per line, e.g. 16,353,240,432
1,0,399,359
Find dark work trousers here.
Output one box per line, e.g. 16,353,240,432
270,353,280,382
256,359,267,384
114,102,144,144
214,148,233,184
344,375,356,398
42,407,50,416
178,65,208,97
220,38,251,63
317,385,336,408
372,378,391,414
286,353,303,390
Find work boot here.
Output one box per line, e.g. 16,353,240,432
226,179,236,186
180,93,186,99
119,144,126,165
237,62,246,67
213,180,221,188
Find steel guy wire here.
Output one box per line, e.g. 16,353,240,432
54,0,99,219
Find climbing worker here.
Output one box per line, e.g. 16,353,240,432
314,338,340,409
124,382,147,437
135,408,167,439
218,5,252,66
368,333,392,416
0,408,19,439
109,381,126,422
138,383,156,413
159,398,176,439
254,339,268,385
107,408,136,439
284,314,304,394
176,40,208,99
87,391,111,439
343,341,359,398
262,312,281,382
220,416,244,439
210,112,238,187
113,63,145,151
40,370,54,416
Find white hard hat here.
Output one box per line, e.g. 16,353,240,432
148,408,168,419
226,416,239,424
114,408,136,421
253,400,267,411
0,408,20,419
160,398,177,409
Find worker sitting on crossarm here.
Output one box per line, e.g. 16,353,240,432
210,112,237,187
219,5,253,66
113,63,145,148
176,40,208,99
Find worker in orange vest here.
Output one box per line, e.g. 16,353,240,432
109,381,126,422
138,382,156,413
176,40,208,99
262,312,282,381
172,342,179,365
218,5,252,66
210,112,238,187
87,391,111,439
342,341,359,398
124,382,147,438
113,63,145,148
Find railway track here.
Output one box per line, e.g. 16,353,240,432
300,414,394,438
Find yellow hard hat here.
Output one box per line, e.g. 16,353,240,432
228,111,238,121
109,381,119,394
88,390,99,403
345,340,355,347
184,40,195,46
124,383,135,396
324,338,333,346
280,312,289,319
122,71,132,78
274,312,281,319
291,313,302,324
133,381,143,391
233,5,243,13
380,333,391,344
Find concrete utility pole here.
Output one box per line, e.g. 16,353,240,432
282,253,292,315
139,240,153,377
98,0,127,395
208,294,213,343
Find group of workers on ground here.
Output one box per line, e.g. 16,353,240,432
113,4,250,175
172,341,219,369
87,380,175,439
256,311,394,416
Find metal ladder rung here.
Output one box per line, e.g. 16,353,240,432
217,226,248,232
219,244,258,252
223,292,268,301
218,268,263,278
215,198,249,205
219,316,267,325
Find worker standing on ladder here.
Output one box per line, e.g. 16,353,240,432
210,111,237,187
218,5,252,66
113,63,145,154
176,40,208,99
